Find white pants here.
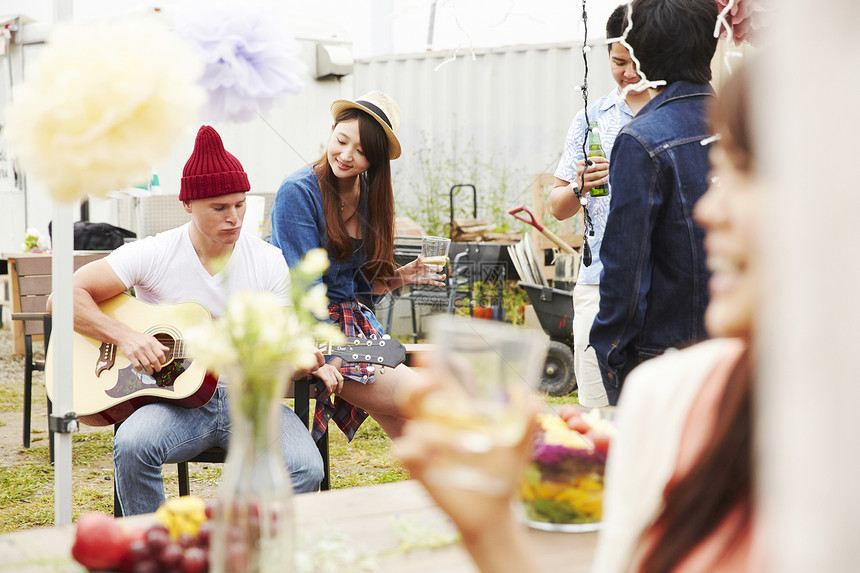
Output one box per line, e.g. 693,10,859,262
572,282,609,407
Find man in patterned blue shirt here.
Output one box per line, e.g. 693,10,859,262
548,4,650,407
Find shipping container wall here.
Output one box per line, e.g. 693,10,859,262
353,41,615,235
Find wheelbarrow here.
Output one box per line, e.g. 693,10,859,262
519,282,577,396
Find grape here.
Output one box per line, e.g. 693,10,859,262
128,539,151,562
132,558,160,573
181,546,208,573
145,524,171,554
159,542,183,569
196,520,213,548
177,532,196,549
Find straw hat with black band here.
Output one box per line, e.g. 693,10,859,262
330,91,402,160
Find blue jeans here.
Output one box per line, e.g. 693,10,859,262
114,388,324,516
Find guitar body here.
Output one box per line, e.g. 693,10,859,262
46,294,216,427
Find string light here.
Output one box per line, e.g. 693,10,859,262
611,1,666,103
575,0,595,267
714,0,737,42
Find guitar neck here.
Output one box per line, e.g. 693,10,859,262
166,337,404,368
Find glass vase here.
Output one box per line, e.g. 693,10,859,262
209,363,295,573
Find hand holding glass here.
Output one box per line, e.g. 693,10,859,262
420,315,548,495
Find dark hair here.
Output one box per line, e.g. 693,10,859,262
606,3,629,52
626,0,719,84
639,69,754,573
640,347,753,573
315,108,395,281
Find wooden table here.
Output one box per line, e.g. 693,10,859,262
0,480,597,572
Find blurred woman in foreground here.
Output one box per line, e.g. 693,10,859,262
396,63,763,573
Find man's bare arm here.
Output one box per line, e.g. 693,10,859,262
47,259,168,375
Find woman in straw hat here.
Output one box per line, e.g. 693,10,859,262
271,90,441,442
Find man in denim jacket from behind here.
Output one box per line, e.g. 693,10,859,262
591,0,719,405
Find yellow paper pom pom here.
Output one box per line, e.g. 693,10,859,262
5,18,204,202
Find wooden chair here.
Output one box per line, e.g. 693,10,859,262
112,377,330,517
9,252,108,448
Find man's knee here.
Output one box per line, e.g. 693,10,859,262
291,448,325,493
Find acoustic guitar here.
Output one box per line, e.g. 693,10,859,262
45,293,406,426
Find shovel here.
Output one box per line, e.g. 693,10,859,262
508,206,576,254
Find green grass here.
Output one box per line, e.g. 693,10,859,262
0,386,21,413
0,431,117,532
327,419,410,488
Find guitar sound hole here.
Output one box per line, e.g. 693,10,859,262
153,333,177,366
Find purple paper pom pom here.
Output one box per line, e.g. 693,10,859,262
173,1,307,122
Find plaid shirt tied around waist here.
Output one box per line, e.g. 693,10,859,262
312,300,381,441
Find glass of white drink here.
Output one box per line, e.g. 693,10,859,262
420,315,548,494
420,235,451,270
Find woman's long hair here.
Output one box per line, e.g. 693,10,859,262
315,108,395,281
639,65,755,573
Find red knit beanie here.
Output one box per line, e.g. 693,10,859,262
179,125,251,201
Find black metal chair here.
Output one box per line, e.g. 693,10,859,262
398,250,473,343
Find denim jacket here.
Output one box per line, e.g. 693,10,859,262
591,81,714,396
270,166,376,306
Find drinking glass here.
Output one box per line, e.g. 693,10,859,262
420,236,451,269
420,315,548,495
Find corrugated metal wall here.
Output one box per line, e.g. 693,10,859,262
354,41,615,233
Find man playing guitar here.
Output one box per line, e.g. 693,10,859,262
49,125,326,515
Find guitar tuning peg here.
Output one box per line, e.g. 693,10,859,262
382,334,391,339
367,366,375,374
378,367,385,375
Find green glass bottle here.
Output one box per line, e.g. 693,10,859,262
586,122,609,197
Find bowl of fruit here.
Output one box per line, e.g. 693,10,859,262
517,406,615,532
71,496,212,573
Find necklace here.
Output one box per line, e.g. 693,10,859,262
340,201,346,212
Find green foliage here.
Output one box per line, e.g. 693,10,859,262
395,133,526,237
458,281,532,327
